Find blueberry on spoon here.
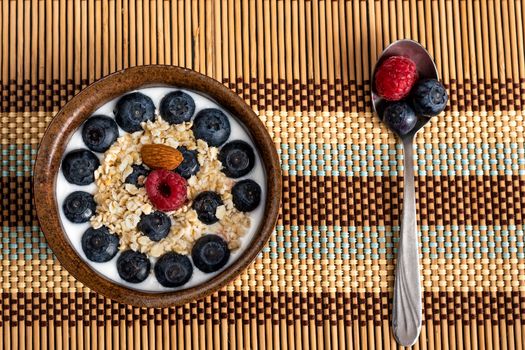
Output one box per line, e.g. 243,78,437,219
82,115,119,153
114,92,155,133
154,252,193,287
63,191,96,223
62,149,100,185
191,234,230,273
81,226,119,262
116,250,151,283
411,79,448,117
382,102,417,136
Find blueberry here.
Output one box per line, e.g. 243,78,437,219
63,191,96,223
218,140,255,178
232,179,261,212
82,115,119,153
114,92,155,133
62,149,100,185
116,250,151,283
137,211,171,242
192,108,231,147
192,234,230,273
154,252,193,287
81,226,119,262
382,101,417,136
125,164,150,187
411,79,448,117
192,191,223,224
175,146,200,179
159,91,196,124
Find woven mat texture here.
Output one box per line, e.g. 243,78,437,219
1,0,525,349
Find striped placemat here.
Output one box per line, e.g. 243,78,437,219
1,0,525,349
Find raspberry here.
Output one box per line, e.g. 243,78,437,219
374,56,418,101
145,169,187,212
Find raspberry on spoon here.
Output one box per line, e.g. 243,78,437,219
374,56,418,101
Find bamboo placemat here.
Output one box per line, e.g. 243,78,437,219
1,0,525,349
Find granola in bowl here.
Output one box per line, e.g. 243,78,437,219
56,87,266,291
90,118,250,258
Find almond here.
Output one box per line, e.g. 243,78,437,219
141,144,183,170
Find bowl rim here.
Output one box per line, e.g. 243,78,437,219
33,65,282,308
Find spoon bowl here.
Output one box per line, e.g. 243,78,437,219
371,39,439,139
371,39,439,347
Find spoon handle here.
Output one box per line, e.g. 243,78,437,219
392,138,422,347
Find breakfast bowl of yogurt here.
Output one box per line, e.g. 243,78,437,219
34,66,281,307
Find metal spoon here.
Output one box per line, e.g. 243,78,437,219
371,39,438,347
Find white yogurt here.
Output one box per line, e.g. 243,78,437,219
56,87,267,292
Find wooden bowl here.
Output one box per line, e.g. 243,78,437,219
34,66,282,308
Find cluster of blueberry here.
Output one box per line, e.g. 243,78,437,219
374,56,448,135
60,90,262,288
